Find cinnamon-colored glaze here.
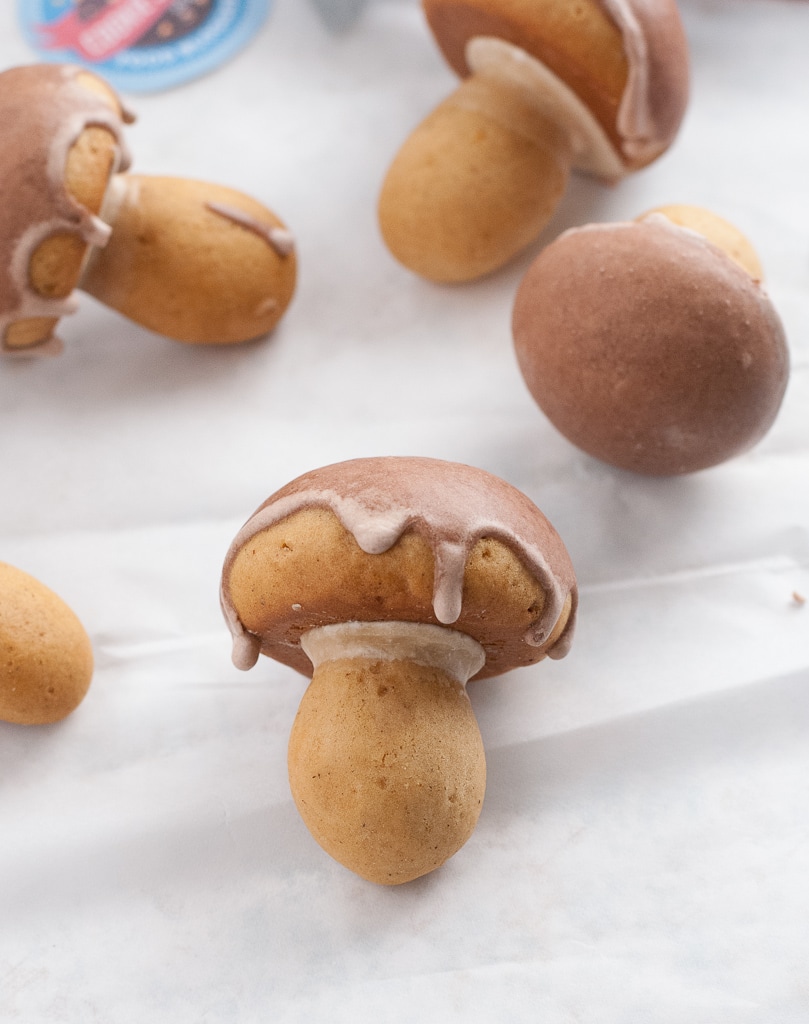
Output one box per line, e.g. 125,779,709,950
423,0,689,169
513,218,789,475
0,64,128,353
221,457,577,680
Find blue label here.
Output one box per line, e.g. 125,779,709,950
18,0,271,93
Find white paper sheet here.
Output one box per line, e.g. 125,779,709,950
1,2,807,1021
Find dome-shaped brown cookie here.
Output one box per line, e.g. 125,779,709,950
0,63,296,355
0,562,94,725
221,457,577,884
512,210,789,475
221,456,577,677
378,0,689,282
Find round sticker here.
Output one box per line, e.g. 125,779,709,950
18,0,271,93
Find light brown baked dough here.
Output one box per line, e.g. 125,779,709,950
225,506,572,680
221,457,577,884
0,562,94,725
0,63,296,354
379,0,689,282
81,178,296,345
513,207,789,475
288,657,487,885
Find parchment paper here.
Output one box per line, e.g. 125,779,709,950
1,2,807,1021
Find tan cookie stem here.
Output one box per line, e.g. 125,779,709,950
379,70,572,282
80,174,296,345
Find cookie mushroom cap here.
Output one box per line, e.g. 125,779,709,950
0,63,131,355
512,208,790,475
221,457,577,884
0,562,94,725
0,63,296,355
423,0,690,172
220,456,577,679
378,0,689,282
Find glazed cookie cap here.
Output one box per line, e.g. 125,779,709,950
0,63,130,354
512,214,790,475
221,457,577,680
0,62,297,350
422,0,689,171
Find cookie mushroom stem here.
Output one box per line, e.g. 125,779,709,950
290,622,487,886
378,66,574,283
79,175,297,345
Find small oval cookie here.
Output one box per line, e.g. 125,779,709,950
0,562,94,725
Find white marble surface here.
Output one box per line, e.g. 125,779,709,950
1,1,808,1021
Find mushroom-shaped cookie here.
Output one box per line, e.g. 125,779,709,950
0,562,94,725
513,206,790,475
378,0,689,282
0,64,296,356
221,457,577,884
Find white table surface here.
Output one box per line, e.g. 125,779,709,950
1,2,808,1021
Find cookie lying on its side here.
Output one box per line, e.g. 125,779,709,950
0,63,296,356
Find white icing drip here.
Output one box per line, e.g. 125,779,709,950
69,65,134,171
267,228,295,258
7,220,85,314
300,621,486,687
333,496,411,554
85,214,113,248
466,36,625,180
599,0,655,161
431,540,469,625
103,173,136,221
232,632,261,671
206,202,295,259
219,590,261,670
527,580,565,649
0,219,82,353
48,102,131,190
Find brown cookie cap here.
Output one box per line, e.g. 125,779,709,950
513,216,790,475
0,64,131,355
221,457,577,680
423,0,689,171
